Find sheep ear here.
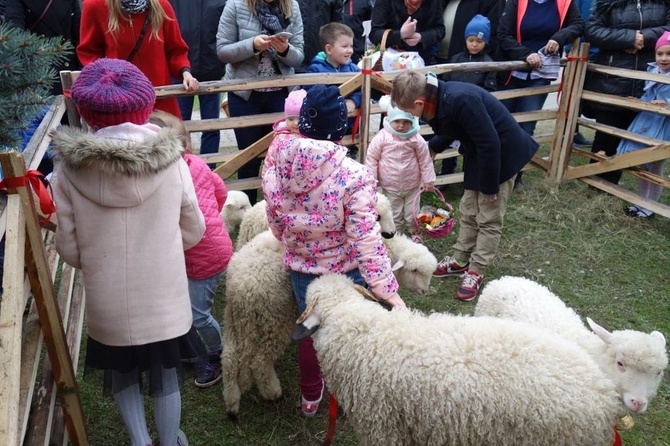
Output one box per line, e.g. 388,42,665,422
391,259,405,271
381,231,396,239
587,317,612,344
292,296,321,341
650,331,666,348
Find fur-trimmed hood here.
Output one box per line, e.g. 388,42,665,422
50,123,185,208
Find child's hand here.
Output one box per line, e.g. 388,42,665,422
651,99,668,105
482,193,497,205
384,293,406,309
346,99,356,114
423,183,435,192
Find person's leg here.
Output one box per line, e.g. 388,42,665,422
452,189,479,264
153,366,183,446
468,176,516,275
177,95,195,122
188,274,223,354
383,189,406,234
197,93,222,156
404,188,421,236
112,369,153,446
590,109,637,184
290,271,324,412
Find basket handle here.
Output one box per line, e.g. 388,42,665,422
412,187,449,224
380,29,391,56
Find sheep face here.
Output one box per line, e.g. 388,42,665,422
588,317,668,413
375,193,396,239
384,234,437,295
221,190,252,231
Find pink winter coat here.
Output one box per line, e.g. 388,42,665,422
183,154,233,280
51,123,205,347
262,119,296,177
365,127,436,191
262,137,399,300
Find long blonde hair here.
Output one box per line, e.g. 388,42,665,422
106,0,169,40
245,0,293,18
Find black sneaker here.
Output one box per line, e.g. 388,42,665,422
195,354,222,388
573,132,592,146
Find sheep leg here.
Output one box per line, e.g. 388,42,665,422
251,357,282,401
222,343,243,418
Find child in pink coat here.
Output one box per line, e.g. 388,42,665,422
365,104,436,241
150,111,234,389
262,88,307,177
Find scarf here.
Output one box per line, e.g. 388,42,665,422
644,63,670,91
422,72,439,122
405,0,423,15
120,0,148,14
255,1,290,34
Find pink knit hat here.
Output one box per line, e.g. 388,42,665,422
71,58,156,129
285,89,307,117
656,31,670,52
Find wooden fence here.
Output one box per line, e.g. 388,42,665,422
1,40,669,445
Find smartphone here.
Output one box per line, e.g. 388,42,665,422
275,32,292,39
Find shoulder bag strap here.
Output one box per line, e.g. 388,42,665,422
126,13,151,63
28,0,55,31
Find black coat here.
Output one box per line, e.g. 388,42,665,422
585,0,670,110
296,0,342,73
370,0,446,65
4,0,81,94
343,0,374,63
169,0,226,81
443,50,497,91
439,0,505,61
428,81,539,194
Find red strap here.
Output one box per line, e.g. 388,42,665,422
62,88,72,98
350,110,362,144
0,170,56,223
612,427,623,446
566,56,589,62
323,394,338,446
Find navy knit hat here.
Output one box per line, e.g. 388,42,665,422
299,85,348,142
464,14,491,45
71,58,156,129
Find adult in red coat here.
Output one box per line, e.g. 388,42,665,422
77,0,198,117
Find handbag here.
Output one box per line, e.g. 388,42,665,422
126,14,151,63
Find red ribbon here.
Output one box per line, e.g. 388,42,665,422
62,88,72,98
350,110,362,144
0,170,56,223
323,393,338,446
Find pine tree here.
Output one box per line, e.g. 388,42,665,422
0,22,73,150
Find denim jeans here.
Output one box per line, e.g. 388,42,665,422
178,93,221,156
290,269,366,400
228,89,287,205
187,272,224,354
500,76,551,136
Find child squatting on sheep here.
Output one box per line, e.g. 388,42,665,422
149,111,233,389
262,88,307,176
262,84,406,417
616,30,670,219
391,71,539,302
364,100,436,243
50,58,205,446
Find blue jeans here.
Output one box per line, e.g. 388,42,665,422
290,269,366,313
188,272,224,354
228,89,287,205
177,93,221,156
500,76,550,136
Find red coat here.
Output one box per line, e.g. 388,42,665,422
78,0,191,117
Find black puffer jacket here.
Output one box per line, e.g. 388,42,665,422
170,0,226,81
296,0,342,73
585,0,670,107
443,50,497,91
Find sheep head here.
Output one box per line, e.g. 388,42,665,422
221,190,252,231
587,317,668,414
375,193,396,239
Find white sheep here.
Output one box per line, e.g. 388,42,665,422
221,230,294,418
220,190,251,233
296,274,621,446
474,276,668,414
221,229,430,417
235,193,396,250
383,233,437,295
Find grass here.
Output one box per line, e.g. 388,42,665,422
78,132,670,445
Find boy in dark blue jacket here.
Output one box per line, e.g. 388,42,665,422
307,22,362,158
392,71,538,302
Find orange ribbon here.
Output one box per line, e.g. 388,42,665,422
0,170,56,223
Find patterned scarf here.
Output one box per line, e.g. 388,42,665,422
120,0,149,14
255,1,290,34
405,0,423,15
422,72,439,122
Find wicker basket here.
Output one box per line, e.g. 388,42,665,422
412,188,455,239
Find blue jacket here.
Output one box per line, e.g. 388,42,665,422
307,52,362,132
428,80,539,194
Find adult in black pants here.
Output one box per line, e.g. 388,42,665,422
584,0,670,184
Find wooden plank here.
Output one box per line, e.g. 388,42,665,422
0,196,26,446
564,143,670,180
581,90,670,117
579,176,670,219
511,109,558,124
587,63,670,85
22,98,66,171
0,152,89,445
569,147,670,187
577,118,668,147
491,84,558,101
58,72,81,128
359,57,373,161
214,133,273,180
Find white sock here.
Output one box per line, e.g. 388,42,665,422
153,367,181,446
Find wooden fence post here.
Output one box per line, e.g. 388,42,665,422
0,152,89,446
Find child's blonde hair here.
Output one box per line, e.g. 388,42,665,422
391,71,427,110
319,22,354,48
149,110,192,154
106,0,168,40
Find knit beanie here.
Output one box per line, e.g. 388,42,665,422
71,58,156,129
464,14,491,44
656,31,670,52
299,85,347,142
285,89,307,117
